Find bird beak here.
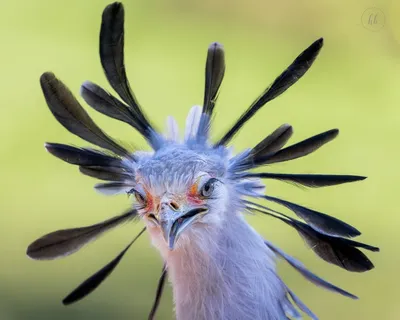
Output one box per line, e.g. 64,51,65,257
160,206,208,250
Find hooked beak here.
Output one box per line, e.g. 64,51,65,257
160,207,208,250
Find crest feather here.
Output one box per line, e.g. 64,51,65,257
184,105,202,142
166,116,180,142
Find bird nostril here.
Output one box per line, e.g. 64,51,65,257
169,201,179,211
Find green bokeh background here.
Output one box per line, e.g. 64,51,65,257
0,0,397,319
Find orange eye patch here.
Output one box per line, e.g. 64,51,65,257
134,184,155,212
187,179,204,205
188,180,199,197
144,191,154,211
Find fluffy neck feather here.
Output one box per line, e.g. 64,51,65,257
149,212,287,320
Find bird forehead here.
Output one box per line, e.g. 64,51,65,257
136,146,226,194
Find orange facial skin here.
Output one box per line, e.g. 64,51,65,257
187,180,205,205
143,186,156,212
134,178,158,214
135,175,205,218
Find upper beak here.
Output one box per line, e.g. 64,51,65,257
160,206,208,250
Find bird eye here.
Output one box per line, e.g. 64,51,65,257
128,188,147,205
134,192,146,205
200,178,218,198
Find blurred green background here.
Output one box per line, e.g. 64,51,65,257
0,0,397,319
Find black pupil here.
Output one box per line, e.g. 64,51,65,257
203,180,214,195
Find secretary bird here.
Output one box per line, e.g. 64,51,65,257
27,2,378,319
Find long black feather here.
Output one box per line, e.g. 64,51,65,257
148,264,167,320
40,72,130,157
286,218,378,272
264,239,358,299
236,124,294,169
216,38,323,146
203,42,225,116
247,204,378,272
252,124,293,158
26,209,137,260
100,3,140,109
262,194,361,237
246,173,366,188
63,228,146,305
45,143,122,167
100,2,157,147
79,166,132,181
257,129,338,165
81,81,155,144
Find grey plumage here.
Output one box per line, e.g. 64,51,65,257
27,2,379,319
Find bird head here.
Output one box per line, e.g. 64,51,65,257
127,145,232,251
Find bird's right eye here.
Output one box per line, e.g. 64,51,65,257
134,192,146,205
128,188,147,206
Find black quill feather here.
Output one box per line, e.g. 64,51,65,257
264,239,357,299
40,72,131,157
26,209,137,260
246,173,366,188
81,81,155,144
247,204,378,272
256,129,338,165
148,264,168,320
252,124,293,158
217,38,323,146
45,143,122,167
203,42,225,116
262,194,361,237
100,2,159,149
79,166,132,181
63,228,145,305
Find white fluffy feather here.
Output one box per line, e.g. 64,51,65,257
184,105,202,142
166,116,180,142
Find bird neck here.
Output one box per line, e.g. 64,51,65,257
163,214,284,320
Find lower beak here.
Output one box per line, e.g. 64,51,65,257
160,207,208,250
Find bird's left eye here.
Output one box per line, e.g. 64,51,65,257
200,178,218,198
